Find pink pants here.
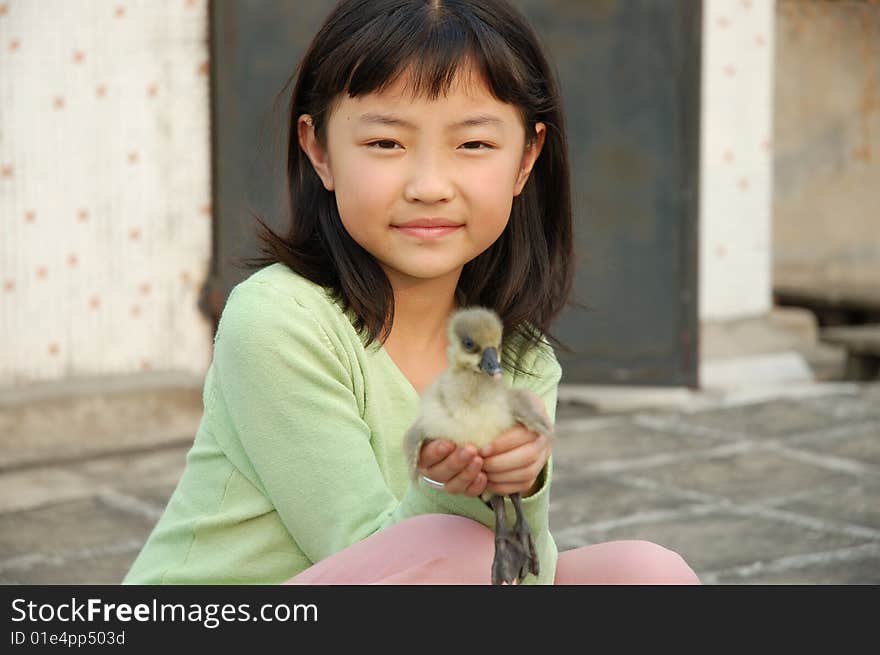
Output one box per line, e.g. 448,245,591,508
284,514,700,585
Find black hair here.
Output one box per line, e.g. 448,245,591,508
243,0,575,374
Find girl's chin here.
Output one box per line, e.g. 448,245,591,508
380,260,466,282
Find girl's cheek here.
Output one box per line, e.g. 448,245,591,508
336,170,391,217
352,160,395,191
465,163,518,206
473,190,514,238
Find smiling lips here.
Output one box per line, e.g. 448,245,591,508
393,218,463,239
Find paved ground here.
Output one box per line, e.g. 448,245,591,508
1,378,879,585
551,383,880,583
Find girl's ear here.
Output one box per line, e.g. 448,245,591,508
298,114,335,191
513,122,546,197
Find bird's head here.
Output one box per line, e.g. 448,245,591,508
446,307,504,379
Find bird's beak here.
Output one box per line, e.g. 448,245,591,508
480,347,502,378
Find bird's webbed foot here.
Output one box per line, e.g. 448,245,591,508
490,495,529,585
510,493,539,580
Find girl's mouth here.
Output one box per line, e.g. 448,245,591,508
392,225,463,239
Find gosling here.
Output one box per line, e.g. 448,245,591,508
403,307,554,585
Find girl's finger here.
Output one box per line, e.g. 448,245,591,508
479,425,540,458
442,454,483,495
423,445,477,483
484,462,543,484
463,472,488,498
418,439,454,469
481,435,549,473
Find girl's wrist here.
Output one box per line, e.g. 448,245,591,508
522,480,540,498
522,462,548,498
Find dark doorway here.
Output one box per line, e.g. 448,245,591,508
204,0,701,386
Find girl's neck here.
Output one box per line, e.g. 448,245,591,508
382,267,461,355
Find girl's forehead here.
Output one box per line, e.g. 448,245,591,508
333,67,515,122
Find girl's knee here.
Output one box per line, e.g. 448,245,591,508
613,540,700,584
557,539,700,584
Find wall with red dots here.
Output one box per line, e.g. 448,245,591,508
0,0,213,387
699,0,776,321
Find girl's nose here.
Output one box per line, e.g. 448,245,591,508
403,152,455,204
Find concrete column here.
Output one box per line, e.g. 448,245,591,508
698,0,822,389
699,0,775,322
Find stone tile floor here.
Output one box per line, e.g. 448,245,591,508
549,383,880,584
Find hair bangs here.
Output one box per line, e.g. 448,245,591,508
321,2,531,129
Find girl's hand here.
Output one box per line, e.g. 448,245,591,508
417,439,488,498
479,393,553,497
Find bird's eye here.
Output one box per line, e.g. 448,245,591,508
462,337,476,352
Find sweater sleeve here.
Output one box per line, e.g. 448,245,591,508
212,279,427,564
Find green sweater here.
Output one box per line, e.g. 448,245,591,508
123,263,562,585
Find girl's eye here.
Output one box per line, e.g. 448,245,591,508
460,141,493,150
365,141,493,151
366,140,401,150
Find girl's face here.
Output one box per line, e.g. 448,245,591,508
298,65,545,287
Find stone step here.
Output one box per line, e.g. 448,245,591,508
0,372,203,472
819,324,880,381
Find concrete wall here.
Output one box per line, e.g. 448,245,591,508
0,0,213,388
700,0,776,321
773,0,880,296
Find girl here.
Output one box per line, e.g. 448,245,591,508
123,0,699,585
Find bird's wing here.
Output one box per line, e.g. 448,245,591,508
508,388,554,437
402,416,431,481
